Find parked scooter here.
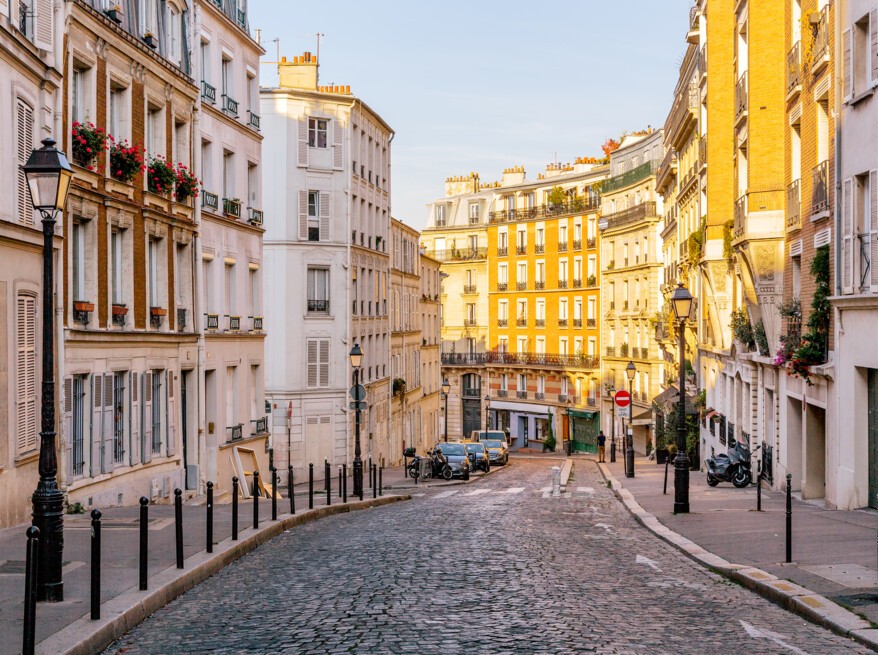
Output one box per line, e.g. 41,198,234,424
705,439,755,488
406,448,452,480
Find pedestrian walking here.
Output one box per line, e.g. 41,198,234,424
597,431,607,463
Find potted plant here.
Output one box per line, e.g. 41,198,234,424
150,307,167,316
173,163,200,202
104,4,123,23
142,31,157,49
73,300,94,312
109,139,145,184
392,377,406,397
71,122,108,170
112,304,128,315
147,157,175,196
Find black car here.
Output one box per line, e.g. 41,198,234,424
465,442,490,473
436,442,471,480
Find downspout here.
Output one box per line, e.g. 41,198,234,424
54,0,67,490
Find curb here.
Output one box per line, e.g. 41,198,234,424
597,463,878,653
36,495,409,655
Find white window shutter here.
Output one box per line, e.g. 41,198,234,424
844,28,853,101
17,101,33,226
130,371,141,466
319,339,330,387
307,339,318,388
16,295,37,455
297,117,308,167
103,373,114,473
871,10,878,86
167,370,176,457
871,170,878,292
91,374,103,477
842,177,854,294
319,191,330,242
33,0,53,51
142,372,152,464
331,120,343,170
298,190,308,240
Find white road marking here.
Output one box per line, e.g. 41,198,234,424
635,554,662,572
594,523,614,533
433,490,460,499
576,487,595,494
462,488,492,496
740,621,810,655
505,487,525,494
410,493,425,497
538,486,552,493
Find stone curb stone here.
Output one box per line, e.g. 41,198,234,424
596,462,878,653
36,495,409,655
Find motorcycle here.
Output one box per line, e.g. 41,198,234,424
705,440,756,488
406,448,452,480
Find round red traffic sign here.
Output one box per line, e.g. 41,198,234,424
614,390,631,407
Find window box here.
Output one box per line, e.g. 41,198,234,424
205,313,219,330
104,6,123,24
112,304,128,326
142,32,157,49
248,208,264,226
73,300,94,324
150,306,166,328
223,198,242,218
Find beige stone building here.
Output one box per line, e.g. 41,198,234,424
419,252,442,449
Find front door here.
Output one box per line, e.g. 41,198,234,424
869,370,878,508
573,415,599,453
462,399,481,440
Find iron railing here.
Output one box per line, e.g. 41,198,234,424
202,191,219,211
308,299,329,312
489,197,601,223
535,392,545,400
516,245,527,255
535,281,545,290
558,241,568,252
497,318,508,327
247,110,260,130
463,285,477,294
223,198,241,218
201,81,216,104
535,319,546,327
248,208,264,226
497,390,508,397
558,279,568,289
497,246,507,257
222,94,239,117
516,281,527,291
516,317,527,327
424,247,488,262
558,318,568,327
812,161,829,214
206,313,219,330
228,424,243,441
573,318,582,328
601,162,658,194
606,346,615,356
251,316,263,331
177,308,187,330
441,352,599,368
787,179,801,230
601,202,658,231
497,282,508,291
735,71,748,119
812,6,829,64
761,442,774,484
252,417,268,434
535,244,545,254
787,42,800,95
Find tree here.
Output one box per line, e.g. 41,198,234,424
547,186,566,207
543,410,556,452
601,138,621,157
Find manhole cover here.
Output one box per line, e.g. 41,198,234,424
831,593,878,607
0,560,74,574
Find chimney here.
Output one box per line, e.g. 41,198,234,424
278,51,319,90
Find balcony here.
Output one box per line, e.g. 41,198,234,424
497,318,508,327
177,308,187,331
425,247,488,262
573,318,582,328
558,318,568,328
248,208,264,226
787,42,801,96
497,389,508,398
517,391,528,399
812,6,829,69
733,189,784,242
516,281,527,291
201,81,216,104
812,161,829,217
558,279,568,289
252,417,268,435
587,318,596,328
606,346,615,357
205,313,219,330
535,243,545,254
787,179,801,231
488,197,601,223
600,202,658,232
497,282,508,291
441,352,599,369
586,275,597,288
464,318,478,327
247,110,261,131
558,393,568,403
557,241,568,252
535,281,545,290
535,319,546,328
308,299,329,313
735,71,748,121
228,424,243,441
223,198,242,218
587,237,596,249
516,245,527,255
535,392,545,400
601,162,658,194
620,343,629,357
202,191,219,212
497,246,508,257
587,397,597,408
572,278,582,288
251,316,263,331
222,94,239,117
228,315,241,331
516,317,527,327
572,239,582,251
463,285,477,294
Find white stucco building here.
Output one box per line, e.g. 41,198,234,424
261,53,393,483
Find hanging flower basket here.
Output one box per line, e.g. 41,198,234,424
71,122,108,170
147,157,176,196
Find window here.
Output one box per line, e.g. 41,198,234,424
517,337,528,353
435,205,446,226
223,151,235,200
307,268,329,312
517,263,527,285
498,300,508,320
200,40,211,85
151,370,162,453
146,103,163,159
307,339,330,388
111,229,123,304
559,299,568,320
113,372,126,464
559,337,568,355
308,118,328,148
16,100,34,225
174,119,189,168
140,0,157,35
558,259,568,282
72,67,91,125
308,190,319,241
845,11,878,101
224,262,235,317
792,255,801,299
168,4,181,66
469,203,480,221
221,57,233,97
148,238,159,307
500,374,508,391
16,294,37,454
498,264,508,285
72,221,85,300
109,84,129,142
518,373,527,391
248,266,259,318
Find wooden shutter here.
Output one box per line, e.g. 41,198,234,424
33,0,53,51
871,10,878,86
319,339,330,387
871,170,878,292
91,374,103,477
307,339,318,388
16,295,37,454
842,177,854,294
844,28,853,101
331,119,343,170
102,373,114,473
130,371,141,466
63,377,73,478
297,117,308,167
319,191,330,242
142,372,152,464
298,190,308,240
167,370,176,457
17,101,33,226
224,264,233,316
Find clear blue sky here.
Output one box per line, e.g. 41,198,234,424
252,1,693,230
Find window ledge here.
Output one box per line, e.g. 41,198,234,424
305,313,334,320
810,210,830,223
15,451,39,467
846,86,876,107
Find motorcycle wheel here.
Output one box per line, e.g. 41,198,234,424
733,469,752,488
706,473,719,487
408,466,419,479
442,466,453,480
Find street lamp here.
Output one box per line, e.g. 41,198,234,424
671,281,694,514
23,138,73,602
349,344,364,498
625,361,636,479
483,394,490,436
606,383,616,463
441,378,450,441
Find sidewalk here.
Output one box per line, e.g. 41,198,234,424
600,454,878,650
0,474,407,655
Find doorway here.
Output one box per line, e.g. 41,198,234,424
869,370,878,508
786,397,803,491
803,404,826,500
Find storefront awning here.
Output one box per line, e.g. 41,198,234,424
568,409,598,419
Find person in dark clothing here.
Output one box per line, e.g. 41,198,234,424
597,431,607,463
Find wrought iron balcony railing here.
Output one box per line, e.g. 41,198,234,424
248,208,264,226
601,162,658,194
535,244,545,254
787,179,801,231
600,202,658,232
222,94,239,117
812,161,829,215
572,239,582,250
463,285,477,294
223,198,241,218
247,110,261,131
558,318,568,327
516,245,527,255
228,315,241,331
535,281,545,290
516,317,527,327
516,391,528,399
573,318,583,328
228,424,243,441
787,42,801,95
572,278,582,288
735,71,748,119
557,241,568,252
177,308,187,330
587,318,596,328
497,318,508,327
441,352,599,369
206,313,219,330
201,81,217,104
497,282,508,291
516,281,527,291
488,197,601,223
535,319,546,328
497,246,508,257
308,299,329,313
202,191,219,211
558,279,568,289
812,6,830,66
424,247,488,262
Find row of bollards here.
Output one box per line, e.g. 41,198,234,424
22,462,383,654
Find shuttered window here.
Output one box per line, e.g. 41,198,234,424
16,100,34,226
224,263,234,316
16,294,38,454
306,338,330,389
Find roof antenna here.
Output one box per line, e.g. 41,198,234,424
315,32,324,83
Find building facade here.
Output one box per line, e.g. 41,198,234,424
261,53,393,483
419,252,442,450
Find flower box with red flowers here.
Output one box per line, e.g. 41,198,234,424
174,164,200,202
109,139,145,184
147,157,176,196
71,122,108,170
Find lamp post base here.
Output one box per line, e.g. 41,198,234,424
610,440,616,463
32,482,65,602
625,445,635,478
352,459,363,498
673,453,690,514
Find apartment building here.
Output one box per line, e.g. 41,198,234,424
194,0,267,496
262,53,393,481
831,0,878,509
0,0,62,527
599,129,665,455
60,0,199,509
419,252,442,449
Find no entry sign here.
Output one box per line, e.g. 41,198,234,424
614,390,631,408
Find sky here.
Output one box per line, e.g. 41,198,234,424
251,1,693,230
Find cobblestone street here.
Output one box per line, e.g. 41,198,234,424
103,458,870,654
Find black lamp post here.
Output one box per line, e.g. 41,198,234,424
671,282,694,514
483,394,490,436
625,361,636,479
607,383,616,463
349,344,364,498
23,138,73,602
441,378,450,441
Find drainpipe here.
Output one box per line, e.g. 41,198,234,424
53,0,67,490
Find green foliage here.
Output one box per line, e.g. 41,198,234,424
547,186,567,206
722,219,735,263
147,157,176,195
754,320,769,356
777,297,801,319
730,306,755,350
392,378,406,396
66,502,85,515
543,410,556,452
788,246,830,383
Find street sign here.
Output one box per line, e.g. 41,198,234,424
617,406,630,420
614,390,631,408
349,384,366,401
349,401,368,410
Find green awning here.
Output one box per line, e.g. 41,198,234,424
568,409,598,419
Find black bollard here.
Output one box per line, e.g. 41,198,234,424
91,509,101,620
379,466,384,496
326,464,332,507
139,497,149,590
338,466,343,499
271,468,278,521
206,481,214,553
232,476,239,541
343,463,348,503
309,463,314,509
22,526,39,655
663,455,669,495
372,464,377,499
756,465,762,512
359,465,364,501
289,466,296,515
174,489,184,569
253,470,260,530
786,473,793,564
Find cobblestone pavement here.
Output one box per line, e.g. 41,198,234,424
103,458,871,655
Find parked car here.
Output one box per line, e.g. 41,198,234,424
464,442,490,473
436,442,471,480
481,439,509,466
470,429,508,444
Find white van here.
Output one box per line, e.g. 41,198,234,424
470,429,507,443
